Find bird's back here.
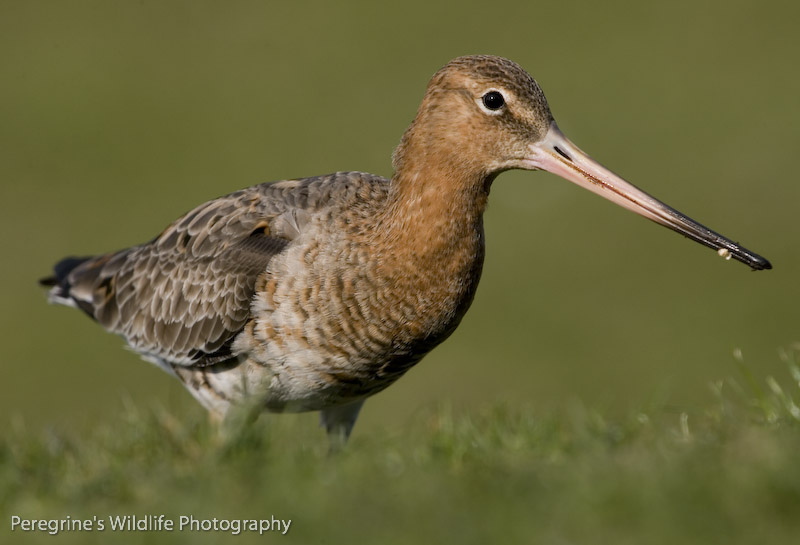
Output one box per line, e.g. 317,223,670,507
43,171,396,381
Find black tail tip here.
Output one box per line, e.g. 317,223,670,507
38,275,58,287
39,256,93,288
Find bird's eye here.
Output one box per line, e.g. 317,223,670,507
482,91,505,111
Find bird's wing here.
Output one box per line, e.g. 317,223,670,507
45,178,325,366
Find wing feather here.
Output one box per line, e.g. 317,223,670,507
51,183,306,365
43,171,390,368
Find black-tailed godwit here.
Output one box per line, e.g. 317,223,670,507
41,56,771,445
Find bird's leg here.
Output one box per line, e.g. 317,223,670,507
320,399,365,452
215,397,265,448
207,408,225,427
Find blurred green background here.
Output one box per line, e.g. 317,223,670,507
1,0,797,436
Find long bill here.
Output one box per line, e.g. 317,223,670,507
523,123,771,271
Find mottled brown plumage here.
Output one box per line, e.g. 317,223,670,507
42,56,770,445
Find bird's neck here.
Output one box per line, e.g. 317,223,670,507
367,142,491,324
381,125,493,248
377,157,491,263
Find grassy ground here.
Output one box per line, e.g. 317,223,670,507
3,354,799,545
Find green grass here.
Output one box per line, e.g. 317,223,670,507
3,353,800,545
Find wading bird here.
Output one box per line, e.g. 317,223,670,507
41,56,771,446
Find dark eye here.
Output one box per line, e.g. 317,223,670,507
482,91,505,111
